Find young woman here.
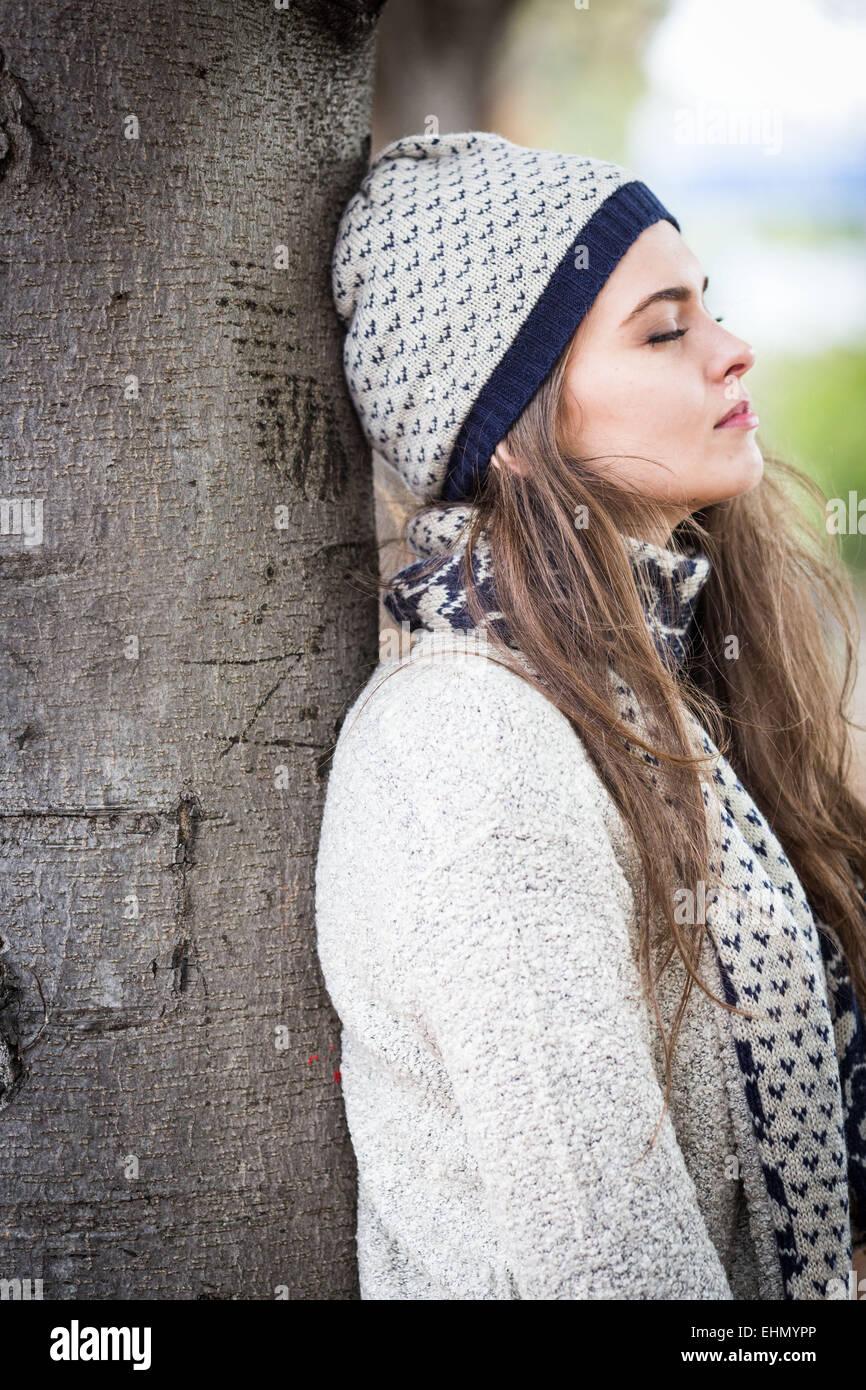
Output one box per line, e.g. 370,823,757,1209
316,131,866,1300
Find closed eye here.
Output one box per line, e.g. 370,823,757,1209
647,328,688,345
647,314,724,346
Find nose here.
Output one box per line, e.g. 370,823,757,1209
717,328,756,386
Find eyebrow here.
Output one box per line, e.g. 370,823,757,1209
621,275,710,327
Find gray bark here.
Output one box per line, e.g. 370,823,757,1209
0,0,384,1299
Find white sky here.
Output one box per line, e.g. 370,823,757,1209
646,0,866,126
625,0,866,353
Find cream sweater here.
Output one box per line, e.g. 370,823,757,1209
314,631,784,1300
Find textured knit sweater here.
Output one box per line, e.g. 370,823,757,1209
314,517,866,1300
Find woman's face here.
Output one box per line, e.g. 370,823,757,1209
555,219,763,531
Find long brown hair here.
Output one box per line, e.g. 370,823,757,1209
376,337,866,1141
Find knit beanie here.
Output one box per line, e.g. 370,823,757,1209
331,130,680,504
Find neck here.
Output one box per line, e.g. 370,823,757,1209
617,505,691,550
625,521,676,549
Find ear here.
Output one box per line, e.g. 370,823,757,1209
490,438,519,474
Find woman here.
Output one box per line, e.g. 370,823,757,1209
316,131,866,1299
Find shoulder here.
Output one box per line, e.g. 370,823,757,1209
316,633,640,1013
326,630,620,842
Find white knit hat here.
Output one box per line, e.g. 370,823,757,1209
331,130,680,503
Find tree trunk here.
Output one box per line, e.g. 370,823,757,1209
0,0,383,1300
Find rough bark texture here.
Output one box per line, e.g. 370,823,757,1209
0,0,384,1299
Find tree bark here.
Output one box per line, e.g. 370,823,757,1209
0,0,383,1299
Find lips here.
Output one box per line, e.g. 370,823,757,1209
714,398,752,427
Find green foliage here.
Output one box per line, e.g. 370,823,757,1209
493,0,670,164
751,347,866,569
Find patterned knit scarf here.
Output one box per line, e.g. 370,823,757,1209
384,504,866,1301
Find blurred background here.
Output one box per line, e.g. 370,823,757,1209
370,0,866,784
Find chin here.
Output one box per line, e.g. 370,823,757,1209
733,440,765,495
704,440,764,503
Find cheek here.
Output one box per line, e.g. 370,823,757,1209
569,359,703,445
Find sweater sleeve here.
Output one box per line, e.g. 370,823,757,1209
358,649,734,1301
